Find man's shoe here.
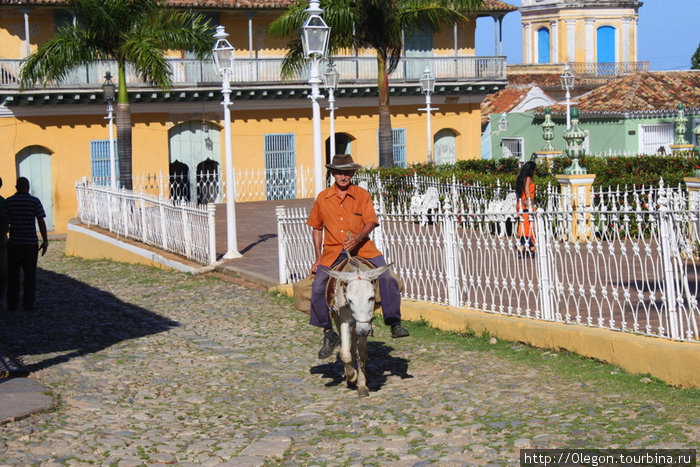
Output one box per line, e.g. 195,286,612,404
318,330,340,359
391,324,410,338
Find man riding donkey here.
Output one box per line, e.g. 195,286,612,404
307,154,410,359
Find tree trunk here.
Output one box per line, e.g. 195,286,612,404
377,56,394,167
116,103,133,190
115,66,132,190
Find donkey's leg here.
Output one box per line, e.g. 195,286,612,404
356,334,369,397
338,321,357,384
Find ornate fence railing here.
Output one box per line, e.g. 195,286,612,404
0,56,506,89
276,189,700,343
75,181,217,265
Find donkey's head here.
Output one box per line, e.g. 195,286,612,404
326,264,390,336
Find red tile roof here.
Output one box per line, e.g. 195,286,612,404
481,85,534,125
548,71,700,115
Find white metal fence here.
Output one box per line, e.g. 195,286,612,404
276,185,700,343
75,181,217,265
130,167,315,203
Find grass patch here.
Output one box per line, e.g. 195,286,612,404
403,319,699,404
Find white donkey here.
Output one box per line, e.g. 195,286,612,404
325,256,390,397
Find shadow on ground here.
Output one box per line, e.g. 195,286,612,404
0,267,179,373
310,340,413,393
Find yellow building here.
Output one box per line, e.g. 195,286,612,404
0,0,516,234
520,0,643,74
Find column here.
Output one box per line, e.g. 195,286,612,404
524,23,532,64
566,19,576,63
621,17,631,64
551,20,559,62
585,18,595,65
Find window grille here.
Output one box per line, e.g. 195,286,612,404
264,133,296,200
90,139,119,187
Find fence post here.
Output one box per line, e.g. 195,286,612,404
373,196,385,255
275,206,288,284
658,195,681,340
208,203,217,264
442,197,460,307
180,203,192,260
159,195,168,250
534,208,555,321
107,190,113,232
140,190,147,244
122,188,129,238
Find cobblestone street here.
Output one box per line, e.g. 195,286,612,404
0,242,698,466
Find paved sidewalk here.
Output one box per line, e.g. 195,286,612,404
1,240,698,465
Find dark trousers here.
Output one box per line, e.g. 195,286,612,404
310,253,402,329
7,243,39,311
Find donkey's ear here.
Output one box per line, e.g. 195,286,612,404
326,269,358,282
359,265,390,281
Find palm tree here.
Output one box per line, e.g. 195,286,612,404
269,0,484,167
19,0,213,189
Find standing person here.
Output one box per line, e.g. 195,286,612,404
0,177,49,312
307,154,409,359
515,160,537,258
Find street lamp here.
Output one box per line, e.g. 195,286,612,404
300,0,330,196
102,71,117,189
323,61,340,157
419,66,438,164
213,25,242,259
560,63,575,130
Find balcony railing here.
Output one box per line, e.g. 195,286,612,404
569,61,649,77
0,56,506,90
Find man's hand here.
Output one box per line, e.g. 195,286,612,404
343,234,362,253
310,259,321,275
40,240,48,256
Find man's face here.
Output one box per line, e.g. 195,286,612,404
332,169,355,188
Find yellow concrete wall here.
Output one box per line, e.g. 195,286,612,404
1,97,483,234
0,9,25,58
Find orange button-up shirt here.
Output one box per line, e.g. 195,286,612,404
307,184,381,267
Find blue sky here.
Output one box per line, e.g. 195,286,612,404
475,0,699,71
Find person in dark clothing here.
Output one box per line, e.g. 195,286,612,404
0,177,49,312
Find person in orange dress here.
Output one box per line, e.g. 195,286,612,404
515,161,537,258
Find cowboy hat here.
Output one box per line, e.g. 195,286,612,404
325,154,362,171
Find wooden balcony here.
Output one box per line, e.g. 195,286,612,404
0,56,506,90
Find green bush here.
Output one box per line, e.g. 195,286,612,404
361,153,700,192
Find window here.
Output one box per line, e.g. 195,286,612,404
392,128,407,167
537,28,550,64
639,124,673,155
501,138,523,160
264,133,296,200
90,140,119,186
434,129,457,164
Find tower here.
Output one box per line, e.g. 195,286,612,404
520,0,642,73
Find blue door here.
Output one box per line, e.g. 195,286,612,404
597,26,616,74
264,134,296,200
16,146,54,231
537,28,550,63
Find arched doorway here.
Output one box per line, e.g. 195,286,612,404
597,26,616,74
16,146,54,231
169,160,190,203
168,120,221,202
434,129,457,165
196,158,220,204
324,132,354,165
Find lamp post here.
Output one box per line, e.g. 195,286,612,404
419,66,437,164
323,61,340,157
560,63,575,130
213,25,242,259
102,72,117,189
300,0,330,196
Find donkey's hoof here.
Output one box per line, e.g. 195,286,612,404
358,387,370,397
